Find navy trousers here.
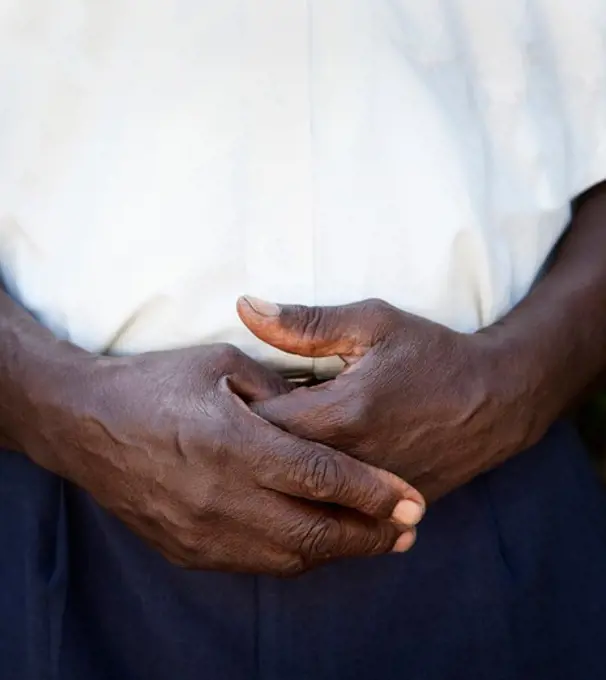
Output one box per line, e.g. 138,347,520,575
1,421,606,680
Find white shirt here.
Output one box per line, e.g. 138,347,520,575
0,1,605,376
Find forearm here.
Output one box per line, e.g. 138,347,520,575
485,183,606,436
0,284,86,456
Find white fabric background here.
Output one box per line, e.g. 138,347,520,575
0,1,604,374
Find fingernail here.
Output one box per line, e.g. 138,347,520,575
242,296,280,317
392,530,417,553
392,499,424,527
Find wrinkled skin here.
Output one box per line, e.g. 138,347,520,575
240,297,543,503
25,343,424,576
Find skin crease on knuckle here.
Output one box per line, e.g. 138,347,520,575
300,306,333,351
296,515,342,562
292,449,345,501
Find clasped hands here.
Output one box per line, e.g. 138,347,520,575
238,294,535,549
40,295,535,577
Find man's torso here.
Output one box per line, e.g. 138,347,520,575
0,0,604,372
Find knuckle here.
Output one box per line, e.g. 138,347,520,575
163,551,191,569
175,524,212,558
298,516,341,561
362,298,392,315
347,521,395,558
291,451,343,500
361,298,399,330
213,343,244,370
274,555,307,579
298,306,326,345
197,478,225,517
179,532,203,555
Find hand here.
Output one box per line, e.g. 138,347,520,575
25,343,424,576
239,297,540,503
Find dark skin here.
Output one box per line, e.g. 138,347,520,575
0,293,424,576
242,185,606,503
1,185,604,575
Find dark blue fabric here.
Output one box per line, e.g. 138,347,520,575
1,421,606,680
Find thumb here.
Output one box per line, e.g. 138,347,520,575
237,296,380,359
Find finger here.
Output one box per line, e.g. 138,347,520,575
218,346,293,401
237,297,396,360
252,380,347,443
254,390,426,527
259,493,408,563
392,527,417,553
240,489,411,564
254,427,425,525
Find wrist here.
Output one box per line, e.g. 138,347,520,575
476,318,570,449
473,185,606,445
2,330,93,466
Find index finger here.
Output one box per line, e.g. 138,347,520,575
253,425,425,527
252,379,346,443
